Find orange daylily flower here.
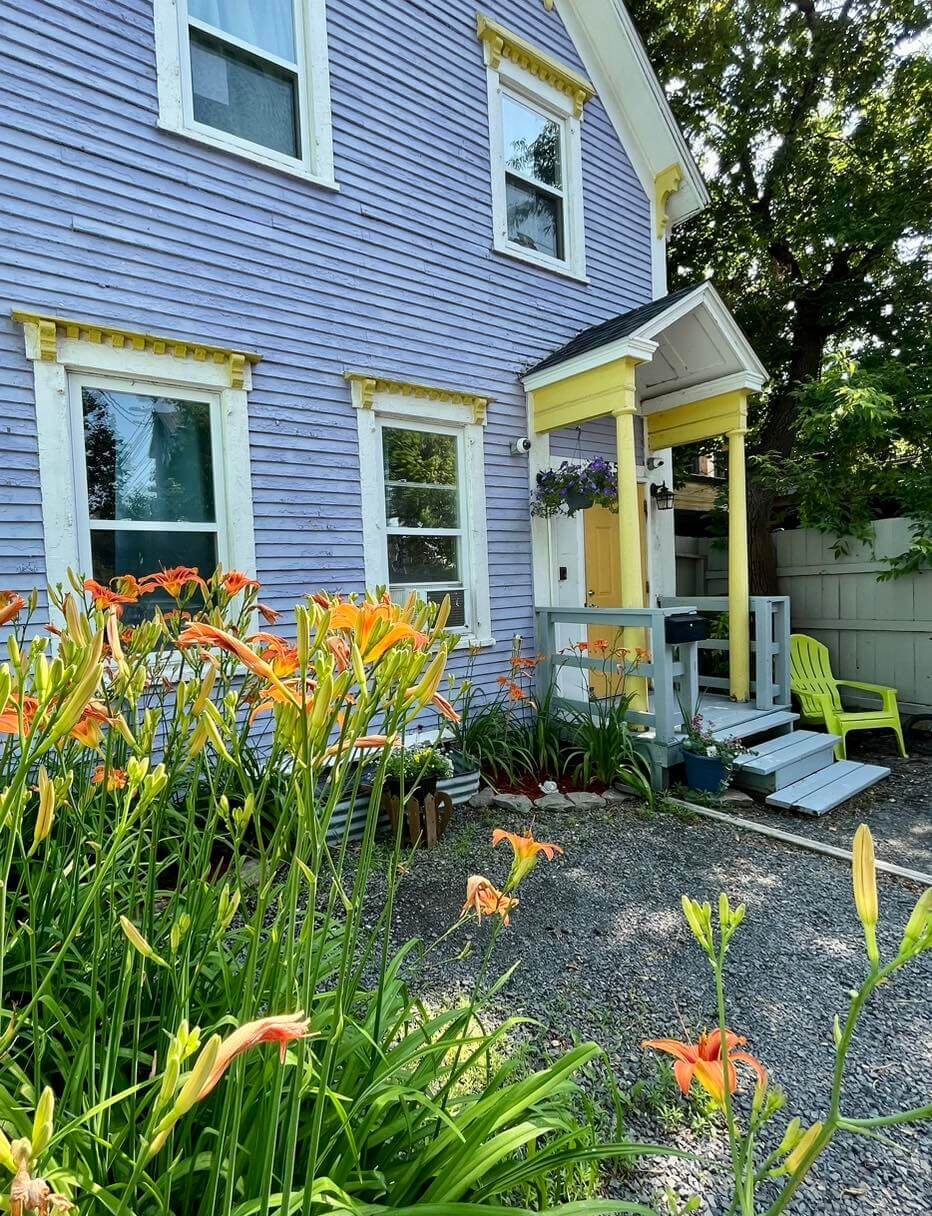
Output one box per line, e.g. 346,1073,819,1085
431,692,461,724
492,828,564,888
84,579,138,616
250,633,300,678
177,622,279,684
258,602,280,625
196,1012,311,1101
0,591,26,626
222,570,260,596
0,696,39,737
70,700,115,749
92,765,128,790
139,566,207,599
496,676,526,701
328,599,429,663
325,734,393,758
461,874,519,926
642,1029,767,1107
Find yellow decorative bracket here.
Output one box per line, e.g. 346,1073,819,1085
345,372,491,426
10,309,260,388
654,163,683,238
476,13,595,118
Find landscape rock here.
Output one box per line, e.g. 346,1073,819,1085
533,792,573,811
491,792,533,813
468,786,496,809
604,786,640,805
721,787,756,805
565,791,605,811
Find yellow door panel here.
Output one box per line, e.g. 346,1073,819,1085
583,487,647,697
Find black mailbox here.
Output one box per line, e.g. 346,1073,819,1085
664,612,710,644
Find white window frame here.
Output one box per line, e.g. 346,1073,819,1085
153,0,336,189
484,54,587,280
15,317,257,598
351,384,494,649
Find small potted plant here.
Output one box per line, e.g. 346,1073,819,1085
384,744,454,799
680,714,746,794
531,459,618,517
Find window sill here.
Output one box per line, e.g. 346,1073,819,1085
457,635,497,651
491,241,589,284
156,121,340,191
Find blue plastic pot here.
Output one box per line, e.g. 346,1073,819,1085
683,750,729,794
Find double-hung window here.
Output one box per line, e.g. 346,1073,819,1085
350,377,494,647
13,311,257,613
74,378,224,592
478,15,592,279
154,0,335,185
381,424,468,626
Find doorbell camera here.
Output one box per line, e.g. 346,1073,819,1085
511,436,533,455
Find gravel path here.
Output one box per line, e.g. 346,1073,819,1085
379,801,932,1215
730,732,932,876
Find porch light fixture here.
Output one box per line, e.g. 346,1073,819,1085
646,456,664,471
650,481,675,510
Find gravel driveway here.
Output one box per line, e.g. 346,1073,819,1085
379,801,932,1215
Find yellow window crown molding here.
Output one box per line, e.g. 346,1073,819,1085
344,372,491,425
654,163,683,238
10,308,261,389
476,13,595,118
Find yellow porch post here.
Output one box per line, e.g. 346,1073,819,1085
613,359,648,709
727,413,750,702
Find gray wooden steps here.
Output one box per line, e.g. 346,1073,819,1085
765,760,891,816
733,730,840,794
710,708,797,743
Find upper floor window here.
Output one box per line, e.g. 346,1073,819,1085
154,0,335,187
477,14,594,280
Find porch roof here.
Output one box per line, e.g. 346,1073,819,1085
523,281,768,409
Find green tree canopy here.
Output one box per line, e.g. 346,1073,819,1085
627,0,932,587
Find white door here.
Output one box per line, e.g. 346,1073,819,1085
549,510,588,702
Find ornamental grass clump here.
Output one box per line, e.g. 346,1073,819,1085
0,569,663,1216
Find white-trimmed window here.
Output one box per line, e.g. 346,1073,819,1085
13,312,257,608
350,378,494,646
153,0,335,186
478,17,589,279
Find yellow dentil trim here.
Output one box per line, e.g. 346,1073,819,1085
476,13,596,118
10,309,260,389
654,163,683,238
344,372,491,425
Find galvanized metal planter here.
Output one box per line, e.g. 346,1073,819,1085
328,755,480,844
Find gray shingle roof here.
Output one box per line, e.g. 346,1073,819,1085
526,284,700,376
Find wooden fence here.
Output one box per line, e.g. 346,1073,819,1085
675,518,932,713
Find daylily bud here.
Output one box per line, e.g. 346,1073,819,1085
681,895,714,954
832,1014,843,1047
217,885,241,932
170,913,191,954
899,888,932,959
171,1034,221,1117
776,1116,802,1157
119,916,167,966
0,666,10,717
0,1125,15,1175
30,1086,54,1157
296,605,311,670
784,1121,823,1173
852,824,879,966
33,766,56,848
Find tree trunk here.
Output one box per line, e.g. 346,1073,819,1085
744,306,829,593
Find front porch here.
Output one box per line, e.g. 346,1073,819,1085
535,595,793,784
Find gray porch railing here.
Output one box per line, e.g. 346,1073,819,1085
658,595,791,710
535,605,700,745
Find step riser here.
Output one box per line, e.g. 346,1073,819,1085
736,743,837,795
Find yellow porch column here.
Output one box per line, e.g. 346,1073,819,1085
613,358,648,709
727,420,750,701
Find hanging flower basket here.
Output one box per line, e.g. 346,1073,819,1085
530,459,618,517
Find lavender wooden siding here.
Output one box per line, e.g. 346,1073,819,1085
0,0,654,689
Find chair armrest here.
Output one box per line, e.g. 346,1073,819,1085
836,679,898,709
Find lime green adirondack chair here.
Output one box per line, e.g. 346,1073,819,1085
789,634,907,760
